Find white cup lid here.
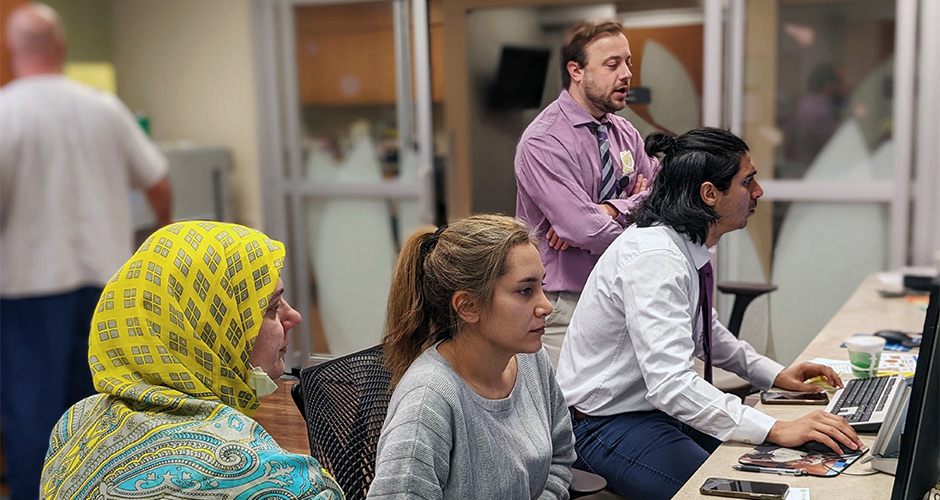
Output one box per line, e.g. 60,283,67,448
845,335,886,348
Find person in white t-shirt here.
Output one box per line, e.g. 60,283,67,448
556,127,862,500
0,5,171,499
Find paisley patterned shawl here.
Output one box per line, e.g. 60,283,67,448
40,221,344,500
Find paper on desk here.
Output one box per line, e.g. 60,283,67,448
786,487,810,500
808,358,852,376
877,352,918,374
808,355,918,377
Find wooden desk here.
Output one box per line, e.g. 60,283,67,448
674,275,927,499
254,378,311,455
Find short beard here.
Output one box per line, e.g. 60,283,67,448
584,81,625,115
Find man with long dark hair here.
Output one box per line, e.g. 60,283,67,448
556,128,861,500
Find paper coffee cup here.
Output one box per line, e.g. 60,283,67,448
845,336,886,378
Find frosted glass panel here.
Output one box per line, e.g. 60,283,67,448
770,201,889,365
775,0,895,180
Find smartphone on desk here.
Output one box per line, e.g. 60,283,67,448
700,478,789,499
760,390,829,405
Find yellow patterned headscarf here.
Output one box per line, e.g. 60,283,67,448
89,221,285,416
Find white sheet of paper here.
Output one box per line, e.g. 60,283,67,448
808,357,853,375
785,487,811,500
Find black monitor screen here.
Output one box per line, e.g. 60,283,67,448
489,46,551,110
892,280,940,500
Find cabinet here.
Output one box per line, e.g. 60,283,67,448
294,1,443,105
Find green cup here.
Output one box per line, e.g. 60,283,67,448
845,336,886,378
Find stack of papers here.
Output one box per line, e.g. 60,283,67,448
877,352,918,374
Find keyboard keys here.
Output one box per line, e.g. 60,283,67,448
826,375,904,432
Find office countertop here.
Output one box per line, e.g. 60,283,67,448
673,274,927,499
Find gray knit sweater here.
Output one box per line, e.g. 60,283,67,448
366,346,575,500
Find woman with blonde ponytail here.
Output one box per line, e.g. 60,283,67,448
368,214,575,500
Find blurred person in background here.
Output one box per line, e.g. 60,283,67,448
0,4,171,499
514,19,661,367
782,62,845,178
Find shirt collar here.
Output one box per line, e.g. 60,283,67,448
558,89,608,128
662,225,713,270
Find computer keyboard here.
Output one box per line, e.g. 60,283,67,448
825,374,906,433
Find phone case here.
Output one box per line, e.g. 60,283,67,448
700,485,787,499
760,392,829,404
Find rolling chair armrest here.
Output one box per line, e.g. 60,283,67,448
290,381,306,419
570,468,607,497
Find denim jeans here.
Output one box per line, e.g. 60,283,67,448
570,408,721,500
1,287,100,500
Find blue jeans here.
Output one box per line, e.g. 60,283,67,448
1,287,100,500
570,409,721,500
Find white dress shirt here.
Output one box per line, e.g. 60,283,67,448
556,224,785,444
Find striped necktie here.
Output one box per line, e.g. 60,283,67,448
588,122,618,202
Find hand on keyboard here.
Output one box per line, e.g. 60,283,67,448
774,362,845,393
766,409,864,455
804,375,840,392
825,374,903,431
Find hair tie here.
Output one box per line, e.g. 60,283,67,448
665,136,681,156
420,224,448,259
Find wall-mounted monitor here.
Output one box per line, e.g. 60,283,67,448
488,46,551,110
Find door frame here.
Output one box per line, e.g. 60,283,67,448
251,0,435,368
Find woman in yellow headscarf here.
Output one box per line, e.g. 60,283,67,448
41,221,344,500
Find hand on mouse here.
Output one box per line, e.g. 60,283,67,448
766,410,863,455
773,362,844,392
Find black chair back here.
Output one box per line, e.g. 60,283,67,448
291,345,392,500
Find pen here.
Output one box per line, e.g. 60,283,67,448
733,464,807,476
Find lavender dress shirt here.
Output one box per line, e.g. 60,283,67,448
515,90,661,293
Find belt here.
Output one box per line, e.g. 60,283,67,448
570,407,591,422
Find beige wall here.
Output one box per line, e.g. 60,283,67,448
110,0,262,229
45,0,114,63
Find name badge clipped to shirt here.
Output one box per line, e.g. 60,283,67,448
620,150,635,176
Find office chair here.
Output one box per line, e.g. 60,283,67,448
292,345,390,500
716,281,778,338
694,281,778,400
291,344,621,500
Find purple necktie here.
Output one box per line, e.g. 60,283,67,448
699,261,714,384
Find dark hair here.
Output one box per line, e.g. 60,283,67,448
382,214,538,386
561,19,625,90
636,127,749,245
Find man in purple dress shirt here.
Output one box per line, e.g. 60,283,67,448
514,19,661,367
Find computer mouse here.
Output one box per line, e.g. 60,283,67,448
797,440,864,456
874,330,917,347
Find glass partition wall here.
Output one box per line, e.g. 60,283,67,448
720,0,937,365
253,0,437,368
255,0,937,369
